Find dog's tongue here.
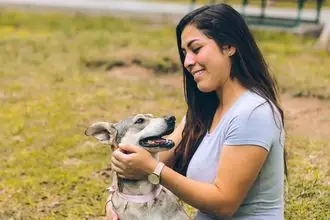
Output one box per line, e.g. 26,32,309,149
140,137,174,148
147,139,166,145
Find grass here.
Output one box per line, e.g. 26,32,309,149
285,137,330,219
0,9,329,219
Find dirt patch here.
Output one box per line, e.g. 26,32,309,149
281,93,330,141
108,65,154,81
110,65,330,141
156,73,184,88
63,158,83,167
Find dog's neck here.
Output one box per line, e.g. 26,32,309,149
115,152,159,195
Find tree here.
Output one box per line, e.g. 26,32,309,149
314,25,330,51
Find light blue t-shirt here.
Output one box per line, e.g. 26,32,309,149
186,90,285,220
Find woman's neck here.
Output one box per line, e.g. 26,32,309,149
216,78,247,111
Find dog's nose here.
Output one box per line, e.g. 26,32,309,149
165,115,176,125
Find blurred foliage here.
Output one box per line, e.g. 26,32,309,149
151,0,330,8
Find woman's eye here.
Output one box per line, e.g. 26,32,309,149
135,118,145,124
192,47,201,54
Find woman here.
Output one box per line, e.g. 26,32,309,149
111,4,286,219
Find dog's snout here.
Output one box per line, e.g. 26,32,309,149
165,115,176,125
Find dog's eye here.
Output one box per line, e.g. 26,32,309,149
135,118,145,124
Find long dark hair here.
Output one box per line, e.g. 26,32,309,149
174,4,287,176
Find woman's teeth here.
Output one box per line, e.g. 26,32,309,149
194,70,203,80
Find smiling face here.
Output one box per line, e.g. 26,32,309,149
181,25,234,93
85,114,176,153
120,114,175,152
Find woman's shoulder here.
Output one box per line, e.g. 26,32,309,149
230,91,282,125
224,91,284,150
235,91,275,113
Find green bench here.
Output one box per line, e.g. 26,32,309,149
190,0,325,28
241,0,325,27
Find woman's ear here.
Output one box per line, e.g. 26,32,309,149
222,45,236,56
228,47,236,56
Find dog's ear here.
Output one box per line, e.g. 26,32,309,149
85,122,117,148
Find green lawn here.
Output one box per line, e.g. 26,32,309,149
0,10,329,219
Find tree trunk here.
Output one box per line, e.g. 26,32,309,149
314,25,330,51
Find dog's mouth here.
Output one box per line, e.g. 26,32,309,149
139,127,175,149
139,137,174,148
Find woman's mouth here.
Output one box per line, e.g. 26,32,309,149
193,70,204,81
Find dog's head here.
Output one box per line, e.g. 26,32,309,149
85,114,176,153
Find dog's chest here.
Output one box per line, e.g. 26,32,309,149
111,189,189,220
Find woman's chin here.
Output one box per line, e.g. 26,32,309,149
197,83,213,93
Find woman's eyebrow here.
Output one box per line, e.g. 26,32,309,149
181,39,199,51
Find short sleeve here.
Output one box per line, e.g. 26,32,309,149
224,103,282,151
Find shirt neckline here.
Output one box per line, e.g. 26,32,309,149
207,90,250,136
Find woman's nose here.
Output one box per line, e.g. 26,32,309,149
184,53,195,72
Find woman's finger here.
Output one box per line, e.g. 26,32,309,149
117,173,140,180
111,156,126,171
112,165,125,175
117,173,129,179
112,148,130,162
118,144,140,154
117,171,133,180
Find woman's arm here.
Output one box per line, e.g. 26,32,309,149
159,117,185,167
113,144,268,217
160,145,268,217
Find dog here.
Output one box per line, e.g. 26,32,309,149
85,114,190,220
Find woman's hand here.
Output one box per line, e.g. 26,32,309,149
111,144,157,180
